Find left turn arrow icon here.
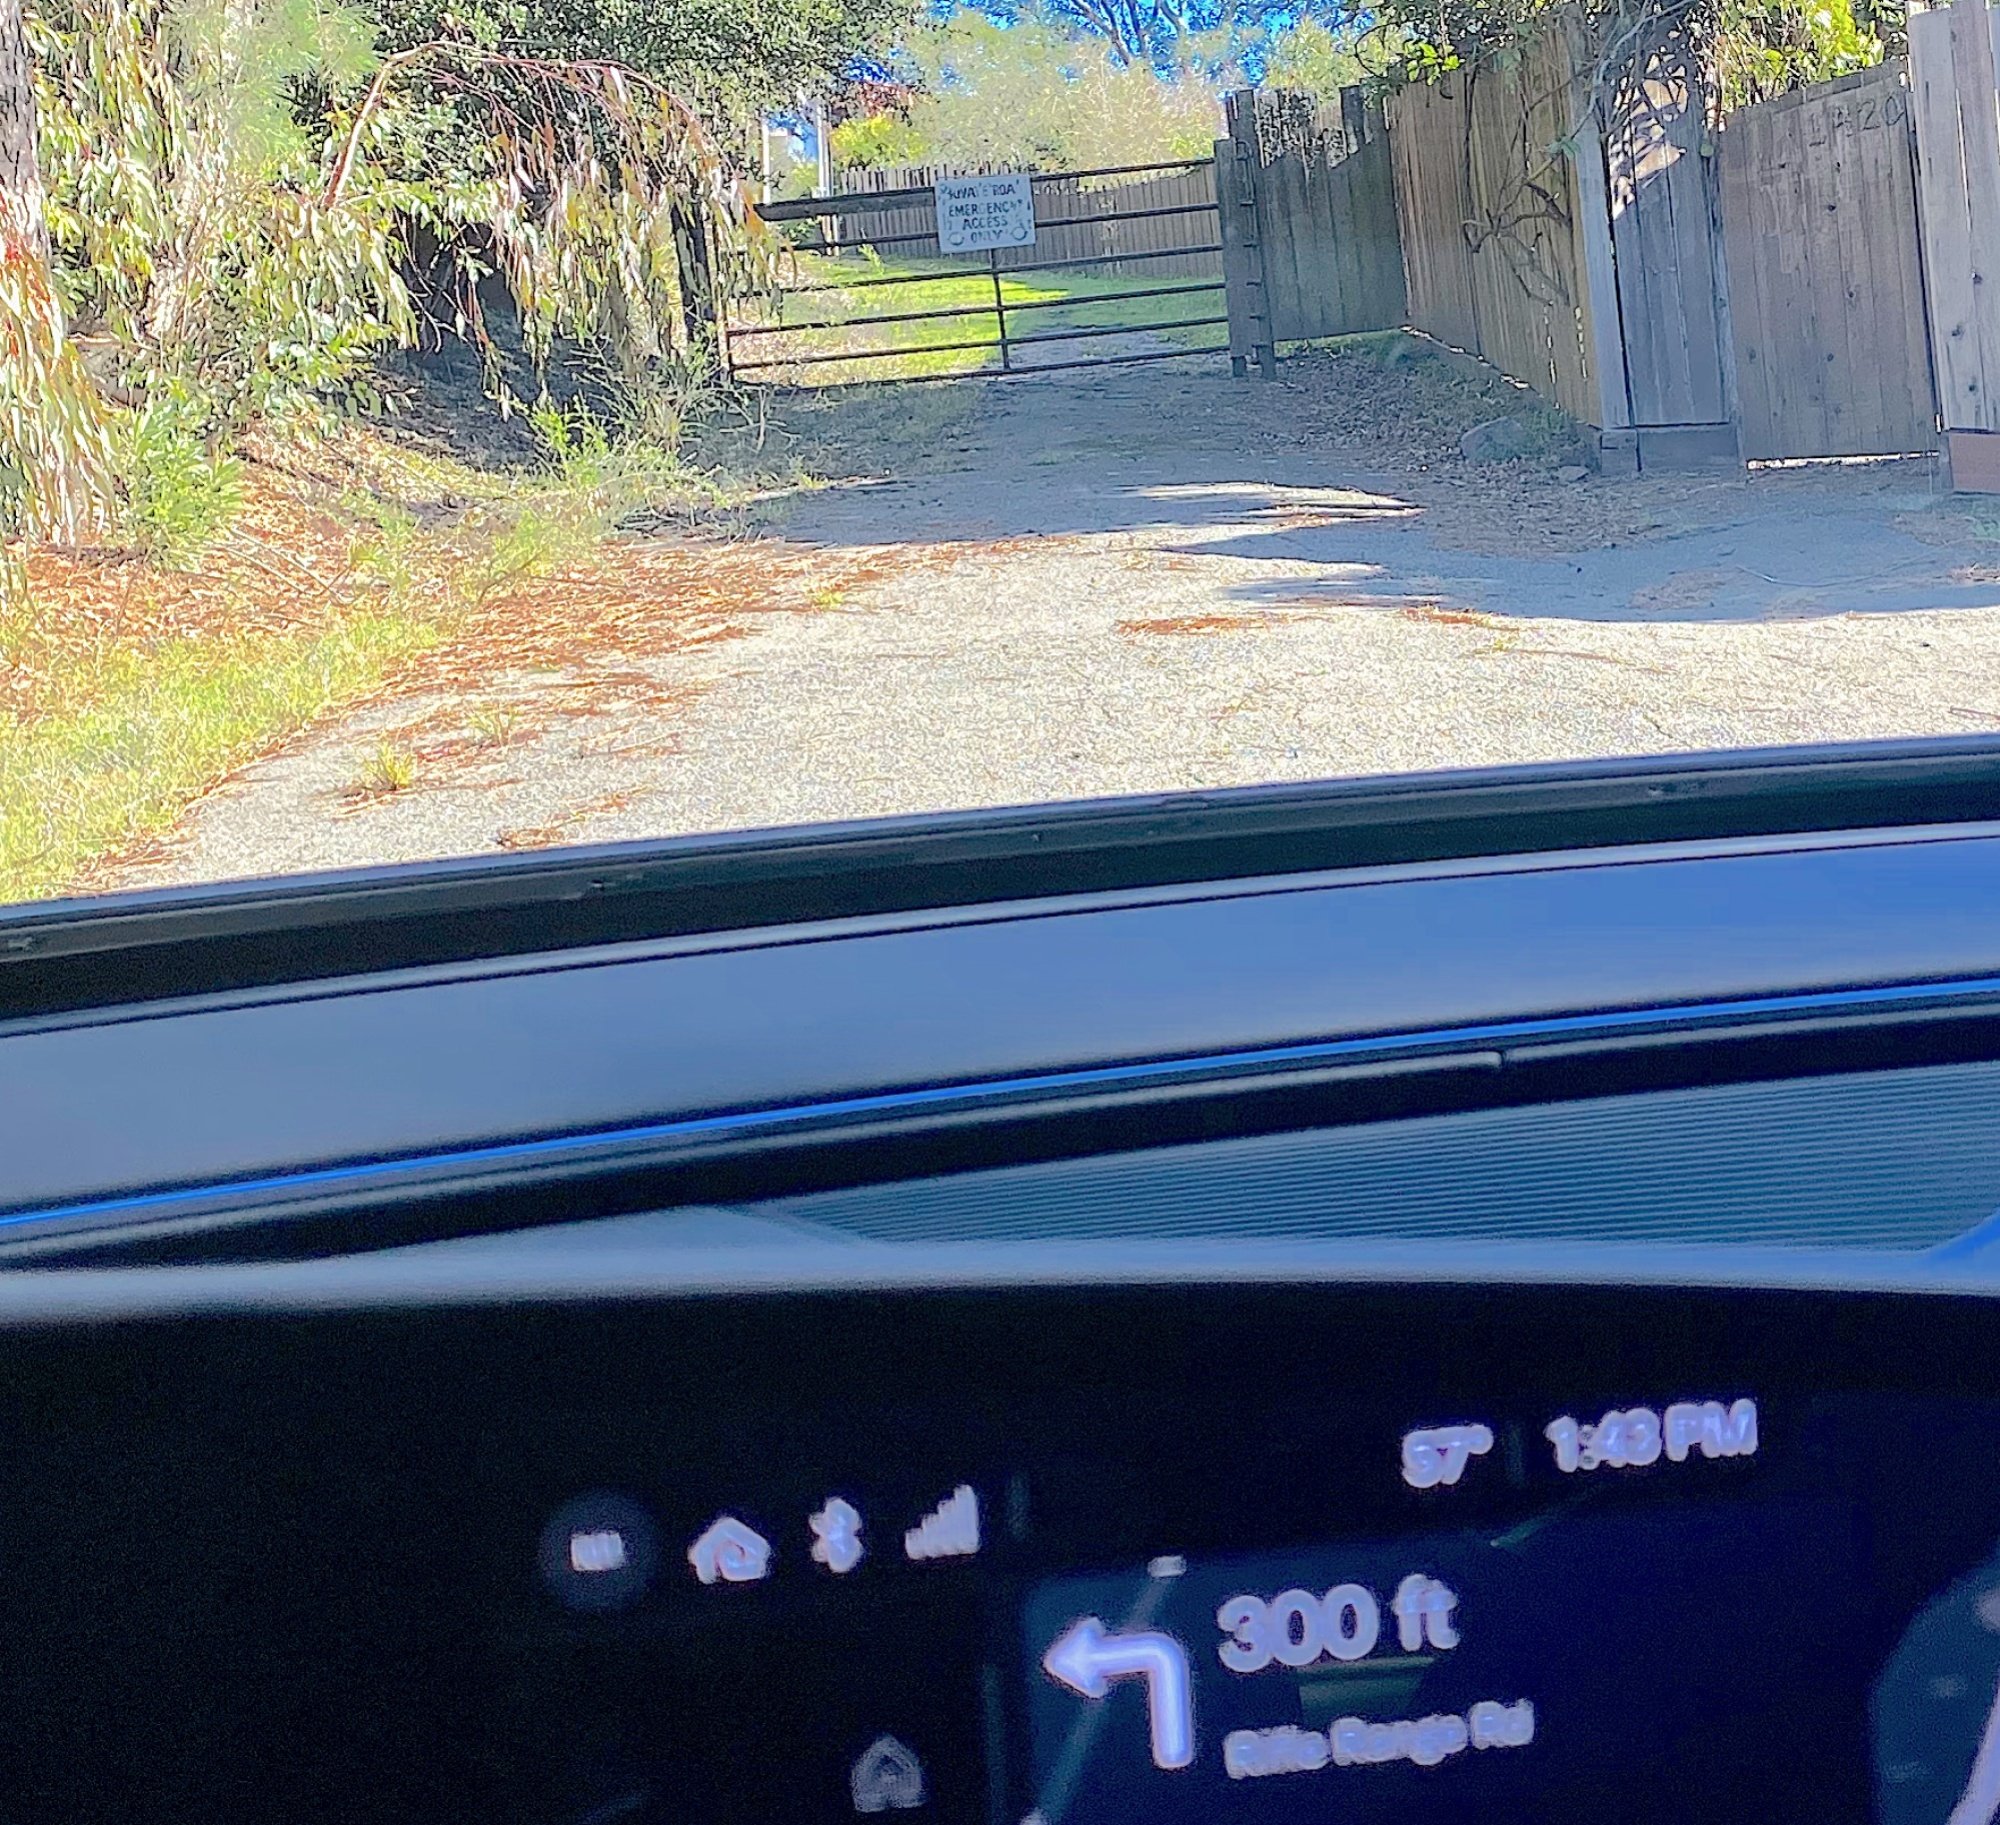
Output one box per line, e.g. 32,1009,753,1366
1041,1616,1195,1771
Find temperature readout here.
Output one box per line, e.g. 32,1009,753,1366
1401,1424,1495,1489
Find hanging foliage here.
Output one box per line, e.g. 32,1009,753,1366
1364,0,1897,107
325,37,770,379
2,0,113,546
1,196,116,545
6,0,774,546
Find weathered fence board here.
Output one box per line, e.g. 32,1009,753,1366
1568,111,1632,430
1385,27,1605,428
1911,8,1981,429
1272,133,1405,340
1476,37,1598,422
1606,52,1731,427
1383,75,1481,354
1220,88,1406,359
1910,0,2000,448
1215,131,1269,372
1719,61,1936,458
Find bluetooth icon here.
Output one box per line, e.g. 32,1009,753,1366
809,1497,865,1574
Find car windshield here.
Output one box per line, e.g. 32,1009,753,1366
0,0,1979,901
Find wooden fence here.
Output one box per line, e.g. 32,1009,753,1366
788,7,2000,478
1384,29,1608,430
1719,62,1935,459
821,163,1222,278
1219,89,1405,366
1379,13,1936,466
1911,0,2000,482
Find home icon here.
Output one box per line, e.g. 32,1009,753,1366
850,1735,926,1813
686,1515,772,1585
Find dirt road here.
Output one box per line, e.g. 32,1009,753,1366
107,349,2000,889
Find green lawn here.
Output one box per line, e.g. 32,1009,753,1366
729,251,1229,384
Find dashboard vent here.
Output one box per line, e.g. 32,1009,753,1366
766,1059,2000,1253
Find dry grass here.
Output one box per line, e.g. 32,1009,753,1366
1116,611,1321,636
26,404,994,898
4,461,443,899
6,420,874,901
6,465,376,723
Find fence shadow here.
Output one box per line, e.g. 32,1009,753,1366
1185,507,2000,625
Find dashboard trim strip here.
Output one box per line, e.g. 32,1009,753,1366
10,737,2000,1020
11,1240,2000,1323
17,970,2000,1233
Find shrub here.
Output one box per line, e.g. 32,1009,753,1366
123,390,246,568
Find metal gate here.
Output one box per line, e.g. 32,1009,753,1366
724,159,1229,385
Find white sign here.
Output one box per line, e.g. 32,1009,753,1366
935,173,1036,253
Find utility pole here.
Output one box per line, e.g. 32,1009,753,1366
811,93,833,196
809,92,835,249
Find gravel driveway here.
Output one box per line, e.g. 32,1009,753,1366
107,349,2000,889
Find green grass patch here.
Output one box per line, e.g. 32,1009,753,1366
736,252,1228,384
0,405,762,901
0,607,438,898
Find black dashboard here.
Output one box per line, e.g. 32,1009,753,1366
13,740,2000,1824
1,1274,1995,1824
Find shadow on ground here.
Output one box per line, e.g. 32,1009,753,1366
754,359,1981,625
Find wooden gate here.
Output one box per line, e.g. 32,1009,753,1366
1219,88,1407,375
1718,62,1937,459
1605,39,1734,437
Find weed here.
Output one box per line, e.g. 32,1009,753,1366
471,498,600,602
602,347,727,453
351,737,417,797
1336,330,1427,371
1511,405,1590,462
517,394,708,545
807,581,847,611
467,703,522,747
345,493,423,600
125,392,246,569
530,396,619,485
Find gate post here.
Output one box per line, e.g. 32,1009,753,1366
1911,0,2000,488
1218,91,1276,379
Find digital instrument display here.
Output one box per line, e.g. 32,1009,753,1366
489,1293,2000,1825
1020,1406,1840,1823
4,1281,2000,1824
